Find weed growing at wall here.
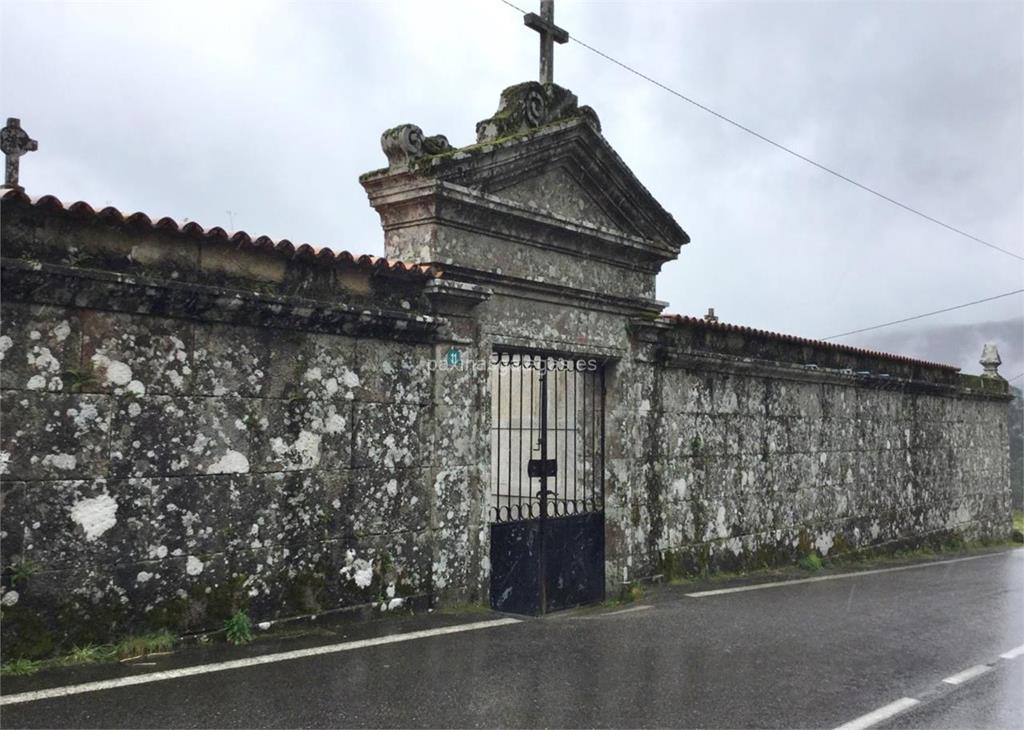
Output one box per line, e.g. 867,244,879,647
798,554,823,571
1,658,41,676
116,630,175,659
8,558,39,586
224,610,254,645
61,362,98,391
66,643,115,664
0,630,178,677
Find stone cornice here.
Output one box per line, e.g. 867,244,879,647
632,319,1011,400
364,177,670,273
0,257,441,342
443,264,667,318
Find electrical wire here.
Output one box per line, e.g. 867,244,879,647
821,289,1024,340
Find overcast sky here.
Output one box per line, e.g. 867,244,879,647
2,0,1021,376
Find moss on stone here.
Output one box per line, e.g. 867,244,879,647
286,571,326,614
202,575,251,623
0,605,55,660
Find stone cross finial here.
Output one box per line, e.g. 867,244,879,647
704,307,719,323
1,118,38,192
524,0,569,85
980,343,1003,379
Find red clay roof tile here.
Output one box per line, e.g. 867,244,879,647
660,313,959,373
0,188,440,279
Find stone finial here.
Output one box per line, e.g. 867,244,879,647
980,343,1003,379
475,82,600,144
380,124,452,170
704,307,719,323
1,118,38,191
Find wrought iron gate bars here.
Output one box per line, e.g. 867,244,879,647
489,352,604,523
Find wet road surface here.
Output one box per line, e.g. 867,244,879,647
3,548,1022,728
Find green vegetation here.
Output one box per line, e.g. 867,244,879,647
798,553,823,571
65,643,115,664
115,630,175,659
224,610,254,646
0,630,178,677
61,363,98,391
656,528,1020,592
8,558,40,586
618,582,645,604
1013,511,1023,533
0,658,42,676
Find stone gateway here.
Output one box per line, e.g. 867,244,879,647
0,78,1012,657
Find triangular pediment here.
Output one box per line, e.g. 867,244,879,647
487,165,624,233
434,119,689,257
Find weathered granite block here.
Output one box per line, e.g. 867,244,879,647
347,468,430,535
1,393,112,480
294,333,360,401
249,398,351,472
109,396,251,478
0,303,80,392
355,340,431,405
352,402,426,469
80,310,193,396
192,323,300,398
5,477,151,571
433,404,479,468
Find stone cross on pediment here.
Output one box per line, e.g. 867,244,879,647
524,0,569,85
1,118,38,192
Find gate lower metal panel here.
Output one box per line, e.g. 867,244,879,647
489,518,541,615
489,513,604,614
542,512,605,612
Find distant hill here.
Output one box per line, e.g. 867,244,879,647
845,316,1022,378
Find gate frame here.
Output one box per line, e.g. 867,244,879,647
487,348,607,615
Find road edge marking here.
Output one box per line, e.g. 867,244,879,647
599,605,654,617
0,617,521,707
834,697,920,730
942,664,992,685
1000,643,1024,660
685,553,1005,597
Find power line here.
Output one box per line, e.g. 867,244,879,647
497,0,1024,263
821,289,1024,340
1007,372,1023,383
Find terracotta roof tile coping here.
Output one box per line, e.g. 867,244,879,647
660,313,960,373
0,188,440,278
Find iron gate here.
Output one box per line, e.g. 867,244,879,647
488,351,605,615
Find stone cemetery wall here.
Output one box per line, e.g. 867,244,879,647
605,317,1013,583
0,180,1012,660
0,192,479,659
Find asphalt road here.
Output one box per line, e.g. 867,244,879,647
3,548,1022,729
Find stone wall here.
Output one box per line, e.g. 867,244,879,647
602,319,1012,585
0,193,480,659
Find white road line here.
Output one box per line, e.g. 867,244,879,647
685,553,1005,597
0,617,520,707
834,697,920,730
601,605,654,617
1000,643,1024,660
942,664,993,685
